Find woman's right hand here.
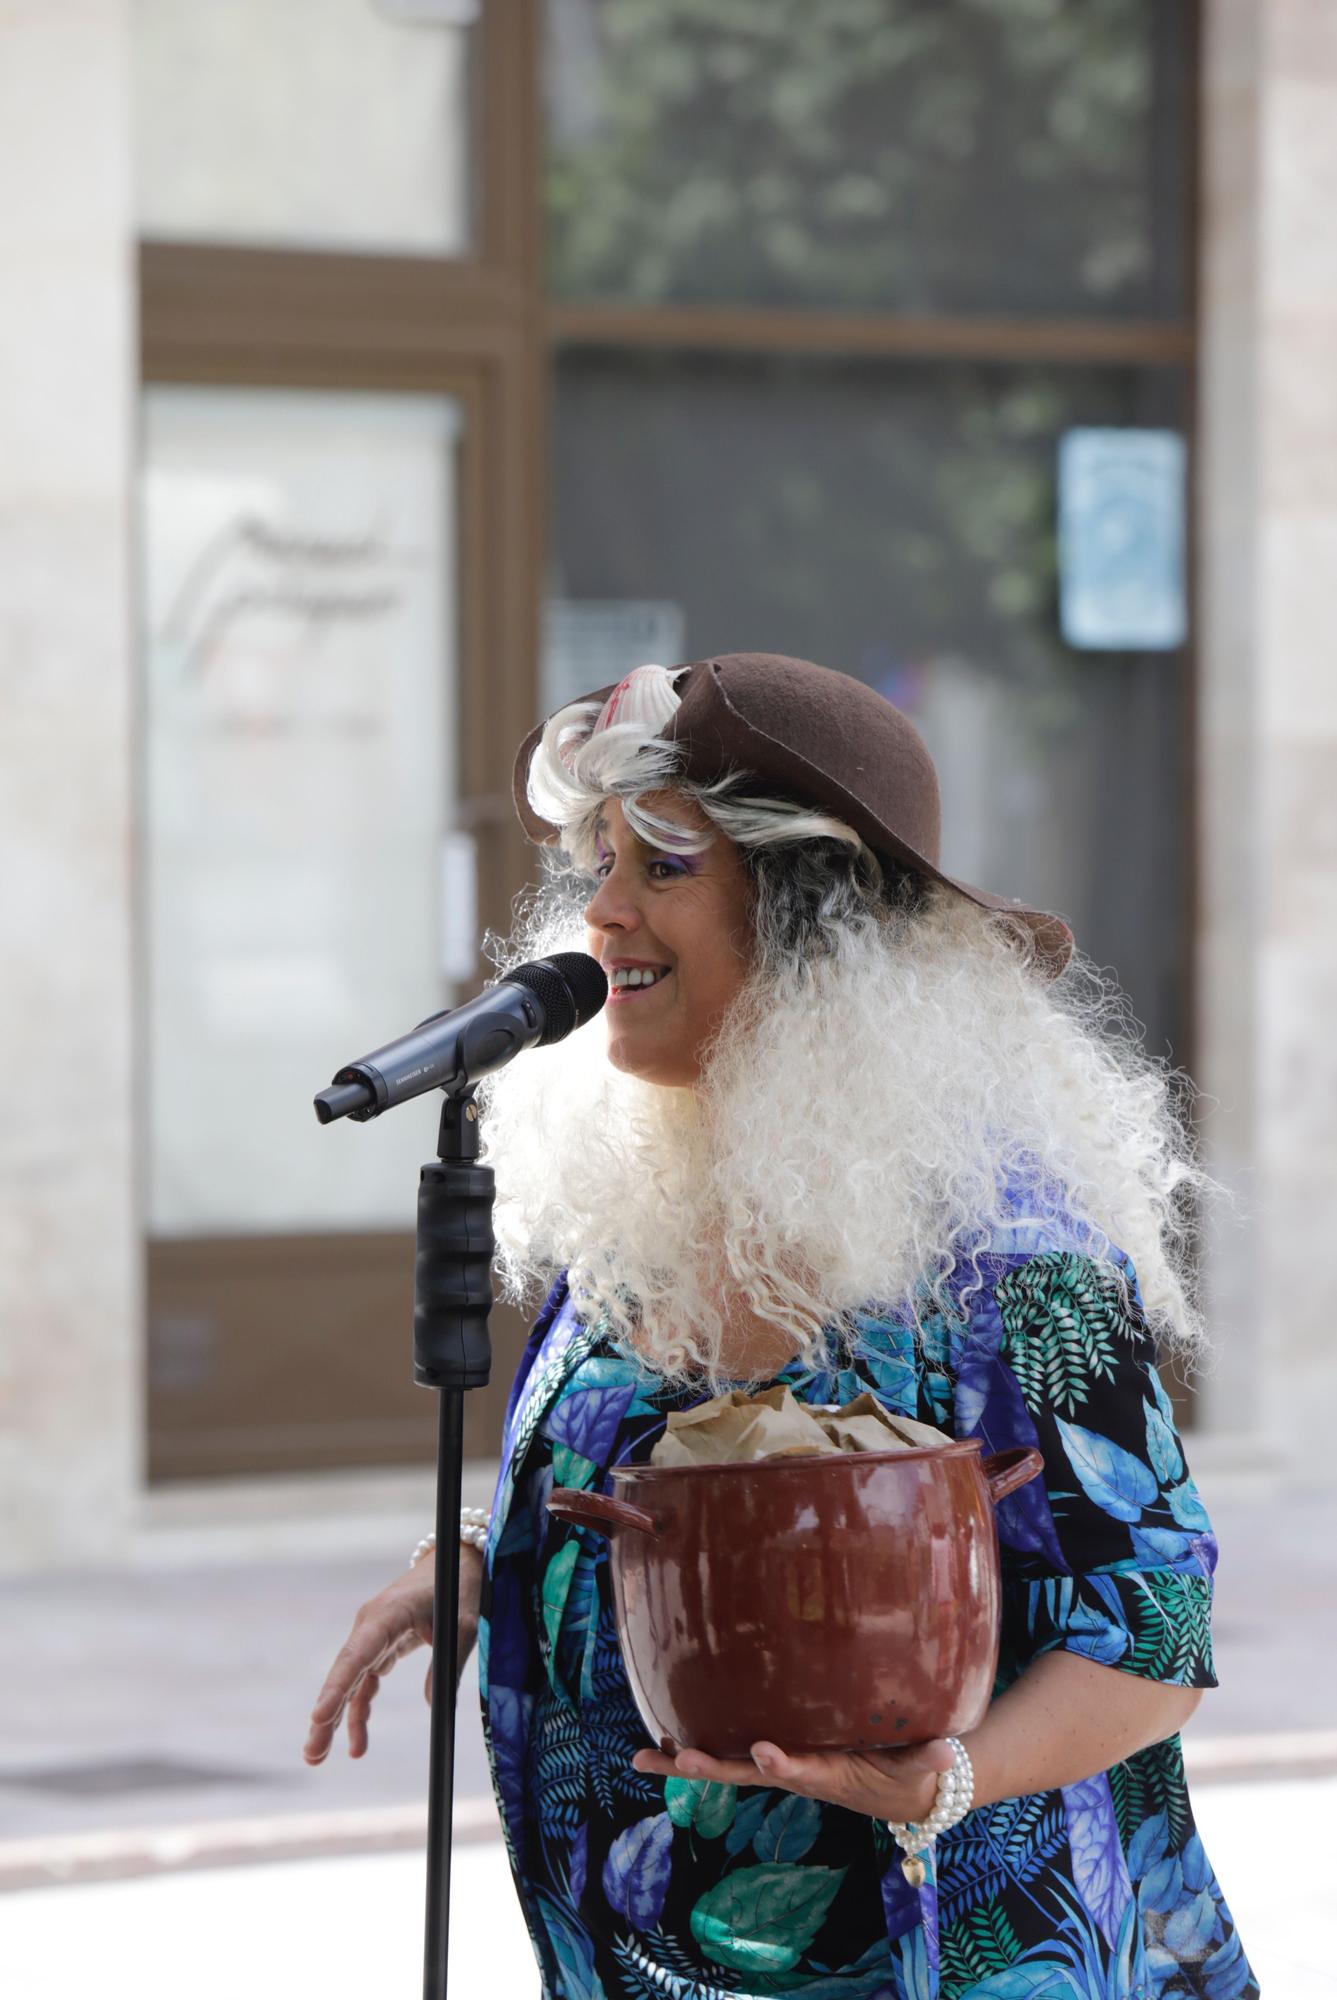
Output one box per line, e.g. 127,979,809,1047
303,1543,485,1765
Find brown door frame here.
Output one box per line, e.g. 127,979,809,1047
139,0,546,1480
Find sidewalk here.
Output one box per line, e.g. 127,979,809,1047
0,1462,498,1864
2,1775,1333,1997
0,1464,1333,1892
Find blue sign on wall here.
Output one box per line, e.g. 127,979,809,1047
1058,428,1187,651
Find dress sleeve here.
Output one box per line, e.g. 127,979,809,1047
499,1270,570,1463
957,1246,1217,1689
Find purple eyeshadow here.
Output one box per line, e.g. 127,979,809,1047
592,828,700,875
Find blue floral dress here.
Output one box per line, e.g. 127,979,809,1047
476,1217,1256,1999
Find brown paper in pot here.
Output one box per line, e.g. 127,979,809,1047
813,1393,950,1454
651,1386,838,1468
650,1385,950,1468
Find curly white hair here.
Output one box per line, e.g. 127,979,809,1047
477,673,1222,1389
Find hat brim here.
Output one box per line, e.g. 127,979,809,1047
933,871,1074,980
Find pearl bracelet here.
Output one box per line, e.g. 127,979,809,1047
409,1508,491,1570
886,1736,974,1887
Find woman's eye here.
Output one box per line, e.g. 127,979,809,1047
589,854,685,887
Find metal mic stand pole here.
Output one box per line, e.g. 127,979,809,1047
414,1086,494,2000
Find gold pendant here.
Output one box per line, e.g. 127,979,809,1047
901,1853,926,1889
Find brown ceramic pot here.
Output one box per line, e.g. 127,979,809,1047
547,1440,1041,1757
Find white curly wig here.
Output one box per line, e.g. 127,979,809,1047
478,666,1220,1390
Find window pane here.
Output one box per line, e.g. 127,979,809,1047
133,0,477,254
546,0,1191,318
549,349,1189,1058
141,386,463,1236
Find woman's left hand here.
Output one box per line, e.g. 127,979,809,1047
631,1736,955,1824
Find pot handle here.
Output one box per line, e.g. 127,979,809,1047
981,1446,1045,1505
547,1488,662,1539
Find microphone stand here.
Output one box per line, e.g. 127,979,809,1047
314,951,605,1993
414,1084,494,2000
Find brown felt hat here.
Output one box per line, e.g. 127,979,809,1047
513,651,1074,979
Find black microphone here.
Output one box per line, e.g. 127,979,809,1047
313,952,607,1124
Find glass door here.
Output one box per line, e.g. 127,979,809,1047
141,385,475,1477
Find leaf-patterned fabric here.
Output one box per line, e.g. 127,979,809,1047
476,1223,1256,1999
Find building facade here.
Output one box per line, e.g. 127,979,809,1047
2,0,1332,1567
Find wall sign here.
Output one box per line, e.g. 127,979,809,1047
1058,428,1187,651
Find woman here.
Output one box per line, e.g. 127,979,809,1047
306,653,1255,1999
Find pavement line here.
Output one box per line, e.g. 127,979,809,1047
1183,1728,1337,1782
4,1732,1336,1893
0,1796,499,1894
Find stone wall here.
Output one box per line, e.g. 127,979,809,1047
0,2,141,1565
1195,0,1337,1456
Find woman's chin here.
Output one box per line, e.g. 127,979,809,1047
606,1035,697,1090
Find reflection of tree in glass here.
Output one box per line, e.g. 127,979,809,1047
553,345,1189,1043
545,0,1183,318
749,366,1094,758
555,352,1174,761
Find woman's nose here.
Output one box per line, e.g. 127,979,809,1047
584,869,641,933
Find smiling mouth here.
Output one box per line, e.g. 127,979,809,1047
609,967,672,1000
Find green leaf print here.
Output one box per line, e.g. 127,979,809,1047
1113,1735,1192,1854
1128,1570,1214,1683
541,1539,582,1659
689,1862,846,1974
553,1442,597,1489
996,1253,1127,1418
664,1778,738,1838
938,1897,1025,1987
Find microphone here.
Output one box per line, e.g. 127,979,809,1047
313,952,607,1124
